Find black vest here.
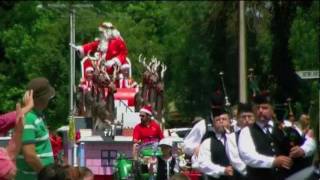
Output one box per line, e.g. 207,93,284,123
235,130,241,145
210,134,229,166
207,134,234,180
201,117,215,142
156,156,176,180
247,123,287,180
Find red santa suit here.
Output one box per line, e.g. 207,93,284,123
115,59,138,88
115,78,138,88
78,37,128,72
79,66,94,92
79,78,93,92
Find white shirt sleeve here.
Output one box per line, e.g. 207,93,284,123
174,158,180,173
183,120,206,156
300,134,316,157
283,121,316,157
198,138,225,178
225,133,247,176
238,127,275,168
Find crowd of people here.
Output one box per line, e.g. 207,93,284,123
0,77,93,180
131,90,319,180
0,81,318,180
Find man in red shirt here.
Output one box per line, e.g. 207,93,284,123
132,105,163,160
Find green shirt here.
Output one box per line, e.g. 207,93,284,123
16,110,54,180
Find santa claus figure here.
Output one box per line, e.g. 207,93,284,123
76,22,130,74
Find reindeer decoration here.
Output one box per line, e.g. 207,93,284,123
76,52,119,131
135,54,167,123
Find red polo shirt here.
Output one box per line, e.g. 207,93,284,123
133,120,164,143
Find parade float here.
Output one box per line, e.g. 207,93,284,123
59,22,190,180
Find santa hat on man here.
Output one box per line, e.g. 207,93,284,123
121,61,130,70
81,57,94,78
140,105,153,116
99,21,123,39
85,66,94,73
99,22,114,32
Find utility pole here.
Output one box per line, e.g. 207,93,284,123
70,4,76,114
37,1,93,167
239,1,247,103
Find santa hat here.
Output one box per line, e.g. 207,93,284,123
140,105,152,115
85,66,94,72
99,22,114,31
121,62,130,70
81,57,94,79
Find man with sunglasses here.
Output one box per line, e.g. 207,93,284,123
132,105,164,160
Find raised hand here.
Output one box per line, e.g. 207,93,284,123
7,103,24,160
21,90,34,115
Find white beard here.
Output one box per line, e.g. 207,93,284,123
112,29,121,38
98,39,108,52
104,30,113,40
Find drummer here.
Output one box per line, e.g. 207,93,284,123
132,105,164,160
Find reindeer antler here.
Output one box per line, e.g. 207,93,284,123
138,54,146,67
142,57,148,68
138,54,143,63
139,54,151,71
148,58,154,69
151,56,156,64
161,63,167,80
113,65,120,82
154,58,161,73
100,67,110,81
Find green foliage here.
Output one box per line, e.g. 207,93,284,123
289,1,319,70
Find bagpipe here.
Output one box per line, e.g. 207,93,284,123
247,69,305,155
275,98,305,155
219,71,231,110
